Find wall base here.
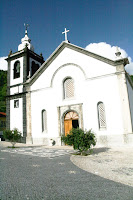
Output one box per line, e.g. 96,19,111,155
96,133,133,147
26,136,33,144
32,137,62,146
25,134,133,147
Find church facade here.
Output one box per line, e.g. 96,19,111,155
6,30,133,146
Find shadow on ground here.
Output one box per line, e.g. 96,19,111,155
92,147,110,155
71,147,110,156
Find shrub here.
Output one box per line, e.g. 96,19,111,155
3,128,22,147
61,128,96,155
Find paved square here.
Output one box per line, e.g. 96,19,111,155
0,145,133,200
1,147,74,159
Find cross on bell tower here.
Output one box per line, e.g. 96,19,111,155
24,23,29,35
62,28,70,43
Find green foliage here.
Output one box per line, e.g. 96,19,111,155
0,70,7,86
0,101,6,113
130,75,133,82
3,128,22,147
0,70,7,112
61,128,96,155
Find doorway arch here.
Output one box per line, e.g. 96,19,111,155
64,111,79,136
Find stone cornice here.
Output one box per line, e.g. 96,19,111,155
6,91,27,99
7,83,24,88
5,48,44,62
64,42,129,66
5,50,25,61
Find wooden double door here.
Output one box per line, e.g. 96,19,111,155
64,111,79,136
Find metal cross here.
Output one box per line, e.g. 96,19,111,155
62,28,69,42
24,23,29,31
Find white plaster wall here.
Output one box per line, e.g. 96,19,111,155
10,57,23,86
126,78,133,130
30,61,124,140
31,47,116,91
10,98,23,135
82,76,123,135
31,88,59,138
10,85,23,95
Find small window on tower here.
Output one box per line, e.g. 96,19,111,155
14,61,20,79
14,100,19,108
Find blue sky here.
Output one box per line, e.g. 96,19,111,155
1,0,133,73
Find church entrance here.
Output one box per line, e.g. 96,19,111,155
64,111,79,136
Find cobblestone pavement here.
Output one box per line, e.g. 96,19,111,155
1,147,74,159
0,146,133,200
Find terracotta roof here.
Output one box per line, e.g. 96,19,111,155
0,112,6,116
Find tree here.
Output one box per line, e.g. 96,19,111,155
61,128,96,155
3,128,22,148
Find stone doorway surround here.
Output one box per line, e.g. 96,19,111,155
57,103,83,136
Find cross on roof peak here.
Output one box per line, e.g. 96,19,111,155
24,23,29,35
62,28,70,42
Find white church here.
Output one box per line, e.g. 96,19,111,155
6,27,133,146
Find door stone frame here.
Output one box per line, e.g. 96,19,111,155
57,103,83,136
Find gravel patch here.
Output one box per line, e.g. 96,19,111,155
70,146,133,187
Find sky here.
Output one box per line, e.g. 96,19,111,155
1,0,133,74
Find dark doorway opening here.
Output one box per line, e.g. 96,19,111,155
64,111,79,136
72,120,79,129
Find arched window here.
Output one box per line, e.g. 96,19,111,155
63,77,74,99
14,61,20,79
42,110,47,132
31,61,39,76
97,102,107,130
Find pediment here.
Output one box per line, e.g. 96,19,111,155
25,42,129,86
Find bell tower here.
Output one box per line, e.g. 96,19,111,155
6,26,44,143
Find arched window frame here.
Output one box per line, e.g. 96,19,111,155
42,109,47,132
31,61,40,77
97,102,107,130
63,77,74,99
13,61,20,79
